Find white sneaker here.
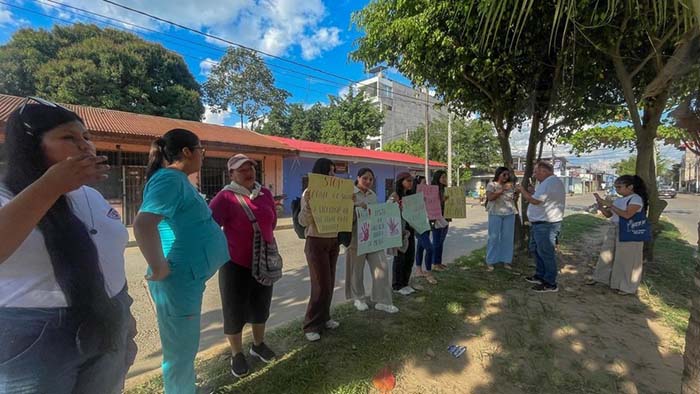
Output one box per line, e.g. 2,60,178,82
404,286,416,294
353,300,369,311
398,287,412,296
375,303,399,314
305,332,320,342
325,319,340,329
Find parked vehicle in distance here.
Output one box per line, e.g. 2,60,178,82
658,187,677,199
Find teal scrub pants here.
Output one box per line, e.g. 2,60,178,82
148,264,207,394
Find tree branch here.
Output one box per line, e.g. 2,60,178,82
461,70,496,105
629,22,681,79
643,27,700,99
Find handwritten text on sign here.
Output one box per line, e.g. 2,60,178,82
417,184,442,220
444,186,466,218
356,202,403,255
401,193,431,235
307,173,354,233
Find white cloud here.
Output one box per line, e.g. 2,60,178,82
41,0,343,60
300,27,342,60
0,6,11,26
199,58,218,76
203,105,232,126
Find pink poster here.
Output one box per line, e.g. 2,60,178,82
417,184,442,220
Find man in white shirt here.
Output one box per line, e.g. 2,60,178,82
516,161,566,293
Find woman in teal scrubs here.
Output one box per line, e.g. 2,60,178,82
133,129,229,394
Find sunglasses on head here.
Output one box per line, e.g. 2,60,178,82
18,96,70,136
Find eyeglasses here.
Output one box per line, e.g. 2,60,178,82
18,96,70,136
192,145,206,158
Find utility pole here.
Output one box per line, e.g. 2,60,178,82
424,87,430,178
447,111,453,186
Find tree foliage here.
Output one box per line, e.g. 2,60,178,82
258,90,383,147
612,155,670,177
203,47,289,127
383,117,501,181
320,89,383,147
562,125,689,154
0,24,204,120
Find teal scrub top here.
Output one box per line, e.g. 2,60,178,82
139,168,230,279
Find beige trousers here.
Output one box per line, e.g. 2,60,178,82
593,223,644,294
345,247,393,305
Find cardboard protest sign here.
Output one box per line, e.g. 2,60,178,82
307,174,354,233
417,184,442,220
444,186,466,218
356,202,403,255
401,193,431,234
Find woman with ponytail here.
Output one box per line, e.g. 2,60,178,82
0,97,136,393
589,174,648,295
134,129,229,394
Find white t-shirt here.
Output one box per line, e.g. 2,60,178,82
611,193,643,224
527,175,566,223
0,185,128,308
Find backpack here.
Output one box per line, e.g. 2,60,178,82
291,197,306,239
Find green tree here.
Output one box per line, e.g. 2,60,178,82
203,47,289,128
611,155,670,177
320,89,383,147
672,87,700,394
0,24,204,120
383,117,501,182
351,0,613,250
458,0,700,261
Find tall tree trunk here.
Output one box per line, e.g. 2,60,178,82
495,123,513,170
636,94,669,262
682,216,700,394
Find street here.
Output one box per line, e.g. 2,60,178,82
124,193,700,387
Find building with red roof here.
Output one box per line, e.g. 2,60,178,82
268,136,445,213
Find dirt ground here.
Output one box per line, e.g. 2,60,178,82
388,227,684,394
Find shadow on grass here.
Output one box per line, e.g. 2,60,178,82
128,214,687,394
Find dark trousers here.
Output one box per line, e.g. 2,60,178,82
392,230,416,290
303,236,340,333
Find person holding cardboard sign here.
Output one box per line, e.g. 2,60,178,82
388,172,418,296
298,158,342,342
345,168,399,314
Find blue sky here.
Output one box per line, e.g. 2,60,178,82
0,0,401,124
0,0,685,168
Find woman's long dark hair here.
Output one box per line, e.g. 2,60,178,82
311,158,335,176
615,175,649,214
354,167,375,186
146,128,200,179
431,170,447,187
3,104,120,351
395,173,414,199
493,167,510,182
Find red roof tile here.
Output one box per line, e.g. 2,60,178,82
268,136,446,168
0,94,295,154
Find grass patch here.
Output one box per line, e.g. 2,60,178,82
640,220,696,338
128,214,691,394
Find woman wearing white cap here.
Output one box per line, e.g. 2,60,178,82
209,154,278,378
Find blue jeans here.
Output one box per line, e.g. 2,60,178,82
431,225,449,265
0,287,137,394
415,231,433,271
486,214,515,264
529,221,562,286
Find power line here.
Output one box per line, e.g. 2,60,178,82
30,0,355,92
98,0,440,105
100,0,356,83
